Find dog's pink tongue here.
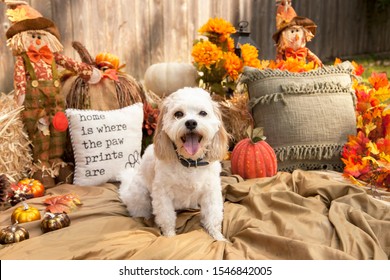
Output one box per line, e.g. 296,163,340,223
183,133,200,155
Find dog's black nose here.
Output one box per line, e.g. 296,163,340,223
185,119,197,130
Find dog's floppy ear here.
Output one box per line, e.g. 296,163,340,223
153,100,177,161
206,100,230,162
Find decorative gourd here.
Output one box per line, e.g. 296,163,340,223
63,42,146,112
144,62,198,97
17,178,45,198
0,223,29,244
231,128,277,179
11,202,41,224
41,212,71,233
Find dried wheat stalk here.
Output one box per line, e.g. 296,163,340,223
0,93,32,182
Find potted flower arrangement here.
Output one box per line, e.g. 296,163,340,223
191,17,261,97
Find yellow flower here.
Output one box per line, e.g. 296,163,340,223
198,18,236,41
191,40,221,68
240,43,261,68
223,52,243,80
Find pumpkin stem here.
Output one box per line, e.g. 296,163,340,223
11,222,19,232
247,126,266,144
245,109,266,143
21,201,29,211
72,41,95,65
44,212,56,218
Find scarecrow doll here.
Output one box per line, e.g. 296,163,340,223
273,0,323,67
3,1,101,187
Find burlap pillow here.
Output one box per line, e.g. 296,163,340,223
241,62,356,172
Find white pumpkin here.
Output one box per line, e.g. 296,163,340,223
144,62,198,97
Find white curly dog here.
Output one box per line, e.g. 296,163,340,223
119,87,229,240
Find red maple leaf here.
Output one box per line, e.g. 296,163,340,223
43,193,82,213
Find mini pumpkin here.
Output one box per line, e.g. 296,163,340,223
17,178,45,198
11,202,41,224
41,212,71,233
0,223,30,245
231,128,278,179
95,52,121,70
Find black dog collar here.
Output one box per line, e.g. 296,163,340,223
177,155,210,168
172,143,209,168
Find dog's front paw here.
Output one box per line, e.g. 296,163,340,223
162,229,176,237
208,229,226,241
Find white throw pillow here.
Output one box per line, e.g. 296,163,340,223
65,103,143,186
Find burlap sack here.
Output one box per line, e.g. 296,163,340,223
241,62,357,172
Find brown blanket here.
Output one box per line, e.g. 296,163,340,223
1,170,389,260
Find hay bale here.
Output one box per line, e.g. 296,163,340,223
0,93,33,183
212,89,252,148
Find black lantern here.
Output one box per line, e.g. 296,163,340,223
231,21,259,58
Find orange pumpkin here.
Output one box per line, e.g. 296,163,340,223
11,202,41,224
17,178,45,198
231,128,277,179
95,52,120,70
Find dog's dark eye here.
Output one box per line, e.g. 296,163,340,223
174,111,184,118
199,111,207,117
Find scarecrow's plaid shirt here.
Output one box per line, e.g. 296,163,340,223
13,52,93,102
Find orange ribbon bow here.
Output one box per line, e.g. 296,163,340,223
27,45,53,64
284,47,308,61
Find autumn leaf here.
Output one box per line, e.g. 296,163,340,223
334,58,342,65
342,155,370,178
342,173,365,187
364,122,377,136
43,193,82,213
373,86,390,104
366,141,380,155
368,72,389,90
6,8,28,23
351,61,364,76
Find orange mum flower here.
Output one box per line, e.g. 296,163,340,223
223,52,243,80
240,43,261,68
191,40,221,68
226,37,236,52
198,17,236,42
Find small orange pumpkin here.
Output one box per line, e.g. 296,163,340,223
231,128,277,179
95,52,120,70
11,202,41,224
17,178,45,198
